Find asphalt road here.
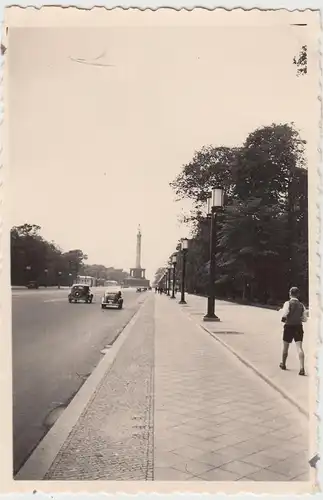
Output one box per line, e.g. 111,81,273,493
12,286,147,474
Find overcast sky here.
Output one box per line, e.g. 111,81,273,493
8,21,318,280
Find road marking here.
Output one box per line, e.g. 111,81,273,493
12,293,67,298
43,299,99,303
43,298,69,303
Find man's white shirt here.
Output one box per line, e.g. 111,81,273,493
280,300,308,322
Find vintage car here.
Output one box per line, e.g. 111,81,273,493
101,288,123,309
26,281,39,289
68,284,93,303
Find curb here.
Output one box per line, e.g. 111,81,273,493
199,324,309,419
15,296,149,481
187,294,310,316
176,302,309,419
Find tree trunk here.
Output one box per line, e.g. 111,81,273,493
250,281,255,302
242,277,247,301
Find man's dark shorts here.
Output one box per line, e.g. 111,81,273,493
283,324,304,343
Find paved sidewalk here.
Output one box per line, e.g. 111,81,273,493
154,296,309,481
29,294,309,483
179,294,312,415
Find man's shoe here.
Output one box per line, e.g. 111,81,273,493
299,369,305,376
279,363,286,370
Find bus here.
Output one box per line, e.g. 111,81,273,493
104,280,119,287
75,275,97,286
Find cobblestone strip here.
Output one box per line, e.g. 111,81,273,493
45,297,155,480
145,322,155,481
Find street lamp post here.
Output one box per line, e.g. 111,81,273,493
171,254,177,299
203,186,224,322
179,238,188,304
58,271,62,289
207,196,212,219
25,265,32,286
167,267,172,296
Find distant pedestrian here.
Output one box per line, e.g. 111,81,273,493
155,287,158,293
279,287,307,376
159,287,163,295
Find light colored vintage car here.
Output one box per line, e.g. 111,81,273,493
101,288,123,310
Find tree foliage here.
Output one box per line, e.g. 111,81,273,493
10,224,127,286
170,146,239,208
167,123,308,306
153,267,167,286
293,45,307,76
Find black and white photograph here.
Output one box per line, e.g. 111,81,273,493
2,6,320,492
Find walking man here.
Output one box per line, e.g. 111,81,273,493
280,286,308,376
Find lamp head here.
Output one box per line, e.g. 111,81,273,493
181,238,189,250
211,186,224,208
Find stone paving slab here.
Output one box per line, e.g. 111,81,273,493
179,293,312,414
154,295,309,482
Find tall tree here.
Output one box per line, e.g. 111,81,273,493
10,224,127,287
170,146,239,208
11,224,48,284
236,123,306,289
168,122,308,305
63,249,88,281
153,267,167,286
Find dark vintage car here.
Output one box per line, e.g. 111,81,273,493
101,289,123,309
68,284,93,303
26,281,39,289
